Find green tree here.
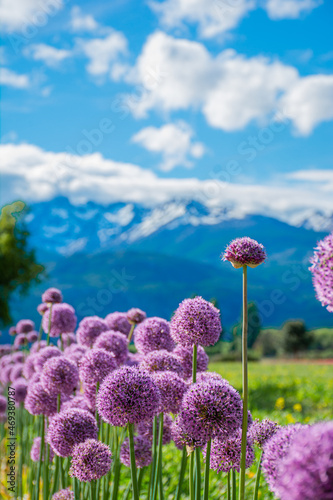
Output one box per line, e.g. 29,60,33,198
282,320,312,356
0,201,44,326
232,301,262,348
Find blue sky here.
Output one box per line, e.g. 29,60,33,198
1,0,333,220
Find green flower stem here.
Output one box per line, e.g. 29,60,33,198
43,421,50,500
18,404,23,500
192,344,200,500
192,344,198,383
148,416,158,500
152,413,164,500
175,446,187,500
203,439,211,500
195,447,201,500
138,467,146,494
90,479,97,500
189,452,195,500
128,324,135,342
232,469,237,500
46,304,53,346
239,265,248,500
253,450,263,500
227,471,231,500
128,423,140,500
36,415,45,500
37,317,43,346
60,333,64,351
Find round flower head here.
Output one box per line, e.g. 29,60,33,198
30,436,54,462
79,348,118,386
93,331,129,366
57,333,76,349
261,424,305,497
0,395,6,413
0,364,13,385
64,344,87,364
120,436,152,469
70,439,112,482
23,353,37,379
42,303,77,338
152,371,188,414
14,334,28,349
41,357,79,396
61,395,92,414
0,344,11,355
76,316,108,348
27,331,38,343
16,319,35,334
37,303,49,315
42,287,63,304
24,382,58,416
195,371,223,384
10,363,24,382
134,317,175,355
222,237,266,269
310,233,333,312
179,380,243,444
34,346,62,372
249,419,281,448
52,489,74,500
30,340,47,353
126,352,143,367
173,344,209,379
105,312,131,336
170,296,221,347
12,378,28,403
140,350,184,376
171,416,207,450
48,408,98,457
205,428,255,473
97,366,160,426
137,414,173,445
127,308,147,325
277,421,333,500
9,327,16,336
12,352,24,363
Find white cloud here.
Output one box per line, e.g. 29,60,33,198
26,44,72,67
0,0,64,31
0,67,30,88
131,121,205,171
121,31,333,134
1,143,332,233
70,5,99,32
265,0,322,20
281,75,333,135
149,0,255,39
79,32,128,77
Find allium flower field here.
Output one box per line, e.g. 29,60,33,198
0,236,332,499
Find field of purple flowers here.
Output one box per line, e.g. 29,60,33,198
0,235,332,500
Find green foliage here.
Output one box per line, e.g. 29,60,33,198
282,320,312,355
254,328,284,357
309,328,333,351
0,201,44,325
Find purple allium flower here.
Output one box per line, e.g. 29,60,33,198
30,372,41,385
41,357,79,396
97,366,160,427
64,344,87,365
12,377,28,403
76,316,108,348
277,421,333,500
0,364,13,385
249,419,281,448
34,346,62,372
30,437,54,462
61,395,93,414
195,372,223,384
0,344,11,355
37,303,49,315
261,424,305,497
134,317,175,355
205,428,255,473
9,327,16,336
222,237,266,269
127,308,147,325
70,439,112,482
151,371,188,414
139,350,184,376
126,352,144,367
93,331,129,366
0,395,6,413
79,348,117,386
24,382,58,416
27,331,38,343
178,380,243,444
137,414,173,445
105,312,131,337
12,352,24,363
170,296,222,347
83,383,98,412
310,233,333,312
16,319,35,334
173,344,209,379
14,334,28,349
171,416,207,450
52,488,74,500
47,409,98,457
24,352,38,379
10,363,24,382
42,287,63,304
42,303,77,338
30,340,47,353
120,436,152,469
57,333,76,349
0,413,7,423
